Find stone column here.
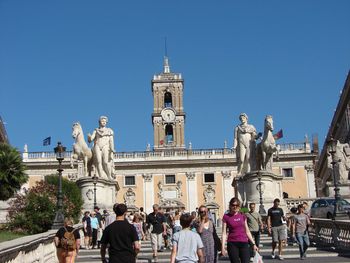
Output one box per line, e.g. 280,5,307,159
142,173,154,213
305,165,316,198
221,171,233,211
186,172,197,212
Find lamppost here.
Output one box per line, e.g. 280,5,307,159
257,171,266,215
327,137,346,219
93,174,98,209
52,142,66,229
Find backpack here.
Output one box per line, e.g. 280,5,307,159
60,227,76,251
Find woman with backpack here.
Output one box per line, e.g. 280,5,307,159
54,218,80,263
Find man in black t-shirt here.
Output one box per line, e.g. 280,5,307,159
146,204,166,261
100,203,140,263
267,198,287,260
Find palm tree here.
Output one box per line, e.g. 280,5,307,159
0,143,28,200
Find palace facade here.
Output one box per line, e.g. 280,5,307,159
22,58,318,219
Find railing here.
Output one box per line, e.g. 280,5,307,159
0,229,57,263
284,198,316,211
0,225,83,263
24,142,310,161
278,142,310,153
309,219,350,252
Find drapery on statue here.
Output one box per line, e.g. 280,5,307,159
327,140,350,184
233,113,257,175
71,122,93,177
256,115,277,171
88,116,115,180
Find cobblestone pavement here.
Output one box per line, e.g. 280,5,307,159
76,232,350,263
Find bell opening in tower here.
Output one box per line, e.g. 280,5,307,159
165,124,174,144
164,92,172,108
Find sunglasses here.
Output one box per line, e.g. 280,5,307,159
199,210,206,213
230,203,239,207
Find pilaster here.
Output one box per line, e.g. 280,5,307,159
221,171,233,210
305,165,316,198
186,172,197,211
142,173,154,213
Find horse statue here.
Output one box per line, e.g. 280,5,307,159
71,122,93,177
256,115,278,171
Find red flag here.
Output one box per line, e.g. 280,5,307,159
273,129,283,140
160,140,164,145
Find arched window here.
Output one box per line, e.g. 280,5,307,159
165,124,174,144
164,92,172,108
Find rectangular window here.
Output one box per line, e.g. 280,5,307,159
204,173,215,183
125,175,136,186
165,174,176,184
282,168,293,178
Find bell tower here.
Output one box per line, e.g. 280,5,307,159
152,57,185,151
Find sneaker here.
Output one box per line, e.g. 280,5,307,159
271,252,276,259
153,256,158,262
250,257,254,262
278,255,284,261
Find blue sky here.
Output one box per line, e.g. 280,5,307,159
1,1,350,152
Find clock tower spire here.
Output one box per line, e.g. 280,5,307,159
152,57,185,151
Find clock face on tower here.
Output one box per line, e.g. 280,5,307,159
161,108,176,123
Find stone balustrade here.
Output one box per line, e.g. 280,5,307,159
0,225,83,263
0,229,57,263
309,218,350,252
24,142,311,161
284,198,316,211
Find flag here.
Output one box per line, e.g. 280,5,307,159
160,140,164,145
273,129,283,140
43,136,51,146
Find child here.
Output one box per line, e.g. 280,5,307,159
170,213,204,263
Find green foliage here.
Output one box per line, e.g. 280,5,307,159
0,230,27,242
6,176,83,234
240,207,249,213
0,143,28,200
45,175,83,222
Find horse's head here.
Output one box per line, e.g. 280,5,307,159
264,115,274,131
72,122,82,139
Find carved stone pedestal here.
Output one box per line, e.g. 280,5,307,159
233,171,286,212
76,177,119,211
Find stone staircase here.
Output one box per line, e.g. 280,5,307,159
76,232,350,263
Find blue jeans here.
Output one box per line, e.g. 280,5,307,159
296,232,310,257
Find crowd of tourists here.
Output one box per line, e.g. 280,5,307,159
54,198,311,263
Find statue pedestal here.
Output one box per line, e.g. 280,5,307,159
76,177,119,211
338,182,350,199
233,171,286,213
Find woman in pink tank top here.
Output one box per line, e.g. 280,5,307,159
221,197,258,263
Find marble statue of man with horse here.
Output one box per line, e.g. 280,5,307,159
71,116,115,180
233,113,278,175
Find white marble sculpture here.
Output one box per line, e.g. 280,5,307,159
233,113,257,175
327,140,350,184
71,122,93,177
124,188,136,207
88,116,115,180
257,115,278,171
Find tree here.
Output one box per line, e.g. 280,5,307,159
7,176,83,234
0,143,28,200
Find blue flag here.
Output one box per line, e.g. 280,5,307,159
43,137,51,146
